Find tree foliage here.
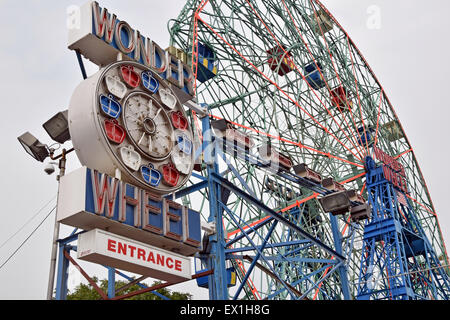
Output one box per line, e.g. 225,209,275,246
67,277,192,300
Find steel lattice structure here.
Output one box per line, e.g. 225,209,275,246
165,0,450,300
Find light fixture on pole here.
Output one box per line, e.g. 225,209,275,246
42,110,71,144
17,132,50,162
18,112,74,300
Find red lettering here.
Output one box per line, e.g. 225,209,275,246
91,171,119,217
137,248,146,260
400,166,406,177
175,260,182,272
400,176,408,194
392,171,399,188
118,242,127,255
382,165,391,182
128,245,136,258
107,239,116,252
166,257,173,269
147,251,155,263
381,153,387,166
156,254,165,266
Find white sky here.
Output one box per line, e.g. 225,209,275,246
0,0,449,300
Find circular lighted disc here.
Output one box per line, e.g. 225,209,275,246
69,60,195,195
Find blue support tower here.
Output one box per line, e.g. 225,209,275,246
357,156,450,300
202,115,229,300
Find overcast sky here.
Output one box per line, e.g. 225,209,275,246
0,0,449,300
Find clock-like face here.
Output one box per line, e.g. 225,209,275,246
123,92,174,160
69,60,195,195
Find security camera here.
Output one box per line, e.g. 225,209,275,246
44,162,57,175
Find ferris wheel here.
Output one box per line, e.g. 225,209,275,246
167,0,450,300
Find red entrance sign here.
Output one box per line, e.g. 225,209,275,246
78,229,191,282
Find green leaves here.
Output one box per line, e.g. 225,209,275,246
67,277,192,300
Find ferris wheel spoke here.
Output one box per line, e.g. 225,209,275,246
285,1,368,158
153,108,162,119
197,15,364,164
148,135,153,153
137,132,147,146
246,0,366,160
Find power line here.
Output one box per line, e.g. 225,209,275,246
0,196,57,251
0,205,56,271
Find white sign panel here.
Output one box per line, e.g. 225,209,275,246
57,166,202,257
78,229,192,282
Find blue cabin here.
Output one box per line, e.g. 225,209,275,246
357,126,375,147
304,62,326,90
196,42,218,83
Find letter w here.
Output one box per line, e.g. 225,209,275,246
92,1,116,43
91,170,119,218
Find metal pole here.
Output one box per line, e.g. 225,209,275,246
202,116,228,300
46,149,67,300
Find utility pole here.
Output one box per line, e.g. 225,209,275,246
46,148,72,300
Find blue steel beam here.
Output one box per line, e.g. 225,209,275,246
55,244,70,300
329,214,351,300
225,216,275,248
114,269,169,300
203,115,229,300
225,239,311,254
173,180,208,199
221,202,297,299
211,172,346,261
233,220,279,299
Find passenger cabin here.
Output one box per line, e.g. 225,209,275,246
318,190,351,216
309,9,334,35
211,119,254,150
357,126,375,147
322,177,346,192
196,42,218,83
331,86,352,110
304,62,326,90
382,120,405,142
258,144,293,172
293,163,322,184
350,203,371,222
267,45,295,76
347,189,365,205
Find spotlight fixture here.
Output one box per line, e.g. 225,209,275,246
17,132,50,162
42,110,71,144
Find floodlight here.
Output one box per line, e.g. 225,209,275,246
42,110,71,144
17,132,50,162
318,190,351,216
